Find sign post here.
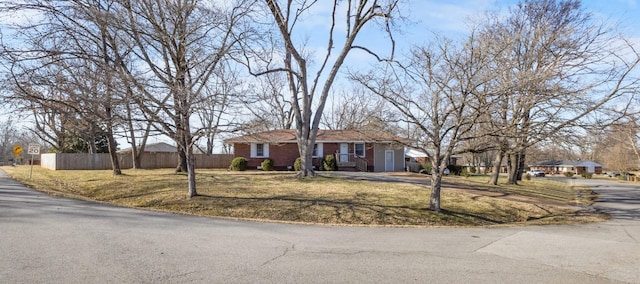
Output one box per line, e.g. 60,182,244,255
27,144,40,179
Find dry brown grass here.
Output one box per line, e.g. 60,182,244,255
438,174,598,206
2,166,608,227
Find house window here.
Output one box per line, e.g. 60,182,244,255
312,143,323,157
256,143,264,157
251,143,269,158
354,143,365,157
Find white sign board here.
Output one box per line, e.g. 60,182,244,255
27,144,40,155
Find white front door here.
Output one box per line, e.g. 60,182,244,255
385,150,394,171
340,143,349,163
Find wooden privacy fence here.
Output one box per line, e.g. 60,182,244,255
41,153,234,170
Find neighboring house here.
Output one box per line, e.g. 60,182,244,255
531,160,603,175
118,142,177,153
224,129,406,172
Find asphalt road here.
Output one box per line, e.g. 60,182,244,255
1,170,639,283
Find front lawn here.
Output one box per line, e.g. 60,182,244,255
2,166,607,226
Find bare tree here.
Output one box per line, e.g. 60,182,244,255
0,118,18,163
1,0,253,187
354,33,491,212
114,0,252,197
20,83,76,153
321,88,399,132
529,140,580,162
595,120,640,171
194,66,241,155
0,118,47,164
480,0,640,185
2,62,111,155
246,0,400,177
241,72,294,132
0,0,128,174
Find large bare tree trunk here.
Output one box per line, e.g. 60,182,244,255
106,134,121,175
516,150,526,181
429,171,444,212
428,154,449,213
175,133,188,173
183,122,197,198
104,101,121,175
507,153,519,185
490,150,504,185
297,140,316,177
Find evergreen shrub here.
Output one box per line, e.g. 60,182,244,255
230,157,248,171
261,158,274,171
323,155,337,171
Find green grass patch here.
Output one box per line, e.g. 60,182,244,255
2,166,607,227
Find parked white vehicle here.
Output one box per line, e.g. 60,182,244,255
526,170,545,177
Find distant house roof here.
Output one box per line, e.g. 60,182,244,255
405,148,428,158
534,160,603,167
118,142,177,153
404,148,462,158
224,129,405,144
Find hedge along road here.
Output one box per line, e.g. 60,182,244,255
1,169,639,283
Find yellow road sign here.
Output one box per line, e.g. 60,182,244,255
13,145,23,157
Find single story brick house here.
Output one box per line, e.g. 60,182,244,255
224,129,406,172
530,160,603,174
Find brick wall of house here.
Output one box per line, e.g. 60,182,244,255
233,143,302,170
233,142,378,171
266,143,301,169
233,143,251,162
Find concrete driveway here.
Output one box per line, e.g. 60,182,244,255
1,170,639,283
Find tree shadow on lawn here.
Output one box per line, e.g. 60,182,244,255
443,181,588,205
322,172,582,205
190,193,509,226
439,208,506,225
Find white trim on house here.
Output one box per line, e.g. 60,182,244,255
250,143,269,158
